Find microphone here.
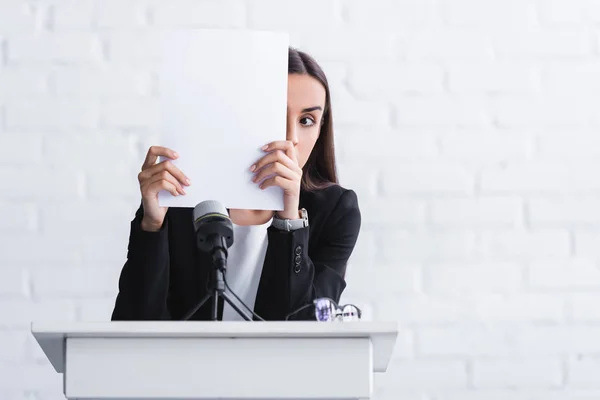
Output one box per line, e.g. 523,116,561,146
193,200,234,271
183,200,260,321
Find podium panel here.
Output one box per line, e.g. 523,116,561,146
32,321,398,400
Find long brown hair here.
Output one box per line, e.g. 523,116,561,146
288,47,338,191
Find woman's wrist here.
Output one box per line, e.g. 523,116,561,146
276,210,300,220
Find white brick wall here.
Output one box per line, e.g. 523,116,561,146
2,0,600,399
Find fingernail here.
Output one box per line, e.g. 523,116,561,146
182,188,186,195
173,152,179,158
262,144,268,150
250,164,256,172
185,178,191,185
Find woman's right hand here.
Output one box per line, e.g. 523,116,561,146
138,146,191,232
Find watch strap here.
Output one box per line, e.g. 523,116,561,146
272,208,309,231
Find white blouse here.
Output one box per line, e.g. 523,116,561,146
221,218,272,321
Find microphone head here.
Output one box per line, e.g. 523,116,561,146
193,200,229,223
193,200,234,253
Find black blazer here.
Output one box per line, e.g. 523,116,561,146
110,184,361,321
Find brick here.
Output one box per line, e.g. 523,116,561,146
440,132,532,165
378,293,470,324
417,325,520,357
431,197,523,227
6,99,99,129
571,294,600,321
39,201,134,237
249,0,341,30
95,0,148,29
537,133,600,159
337,129,437,161
0,267,28,298
80,231,133,265
346,263,421,294
481,163,600,194
359,198,426,226
0,67,49,97
0,363,64,392
336,162,378,198
49,0,146,31
0,167,82,202
448,62,538,94
1,234,80,265
152,0,245,28
85,166,142,201
528,259,600,289
77,297,116,321
423,262,523,293
333,96,391,127
103,31,162,62
542,62,600,93
0,203,36,236
381,232,475,262
480,230,571,259
383,360,468,389
491,96,597,127
43,131,136,170
0,134,43,165
494,30,592,58
568,358,600,387
0,2,39,34
0,330,28,367
100,98,159,129
50,0,94,30
381,163,474,195
31,267,119,299
440,392,535,400
344,0,437,29
0,299,76,329
394,95,490,127
575,232,600,258
519,326,600,354
349,63,444,99
294,30,397,61
472,359,562,388
539,0,600,25
441,0,537,28
529,197,600,225
8,33,103,63
474,293,565,323
404,30,494,60
53,66,152,96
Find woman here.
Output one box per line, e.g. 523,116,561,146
111,48,361,321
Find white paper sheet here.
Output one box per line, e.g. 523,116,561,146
156,29,288,210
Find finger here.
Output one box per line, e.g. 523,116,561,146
142,170,186,195
252,161,299,184
259,175,295,191
263,140,298,164
142,146,179,171
251,149,300,174
145,179,180,197
139,160,190,187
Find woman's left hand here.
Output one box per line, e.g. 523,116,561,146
250,140,302,220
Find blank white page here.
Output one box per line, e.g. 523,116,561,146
157,29,288,210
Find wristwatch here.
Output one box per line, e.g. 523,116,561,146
272,208,309,231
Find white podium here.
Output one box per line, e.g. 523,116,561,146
31,321,398,400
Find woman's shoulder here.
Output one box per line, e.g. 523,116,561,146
300,183,360,218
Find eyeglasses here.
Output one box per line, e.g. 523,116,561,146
285,297,362,322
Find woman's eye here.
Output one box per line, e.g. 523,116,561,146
300,116,316,127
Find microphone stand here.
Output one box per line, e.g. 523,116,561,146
182,235,252,321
